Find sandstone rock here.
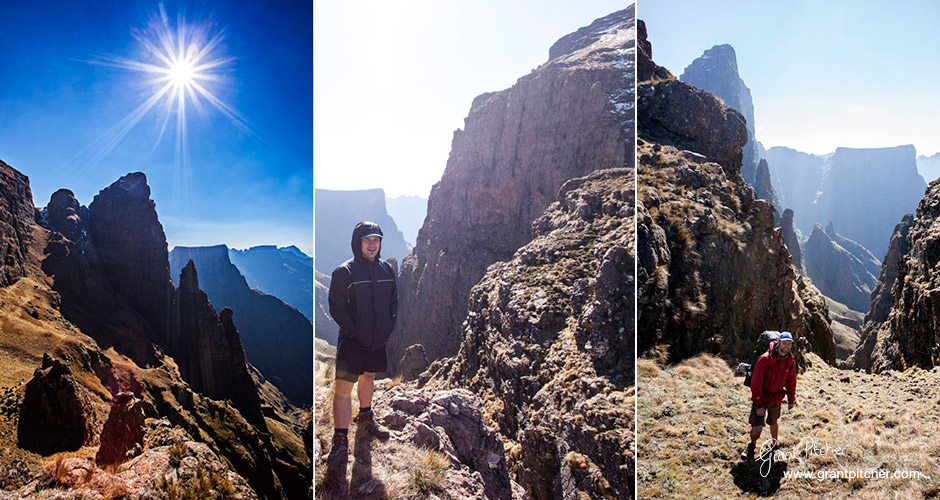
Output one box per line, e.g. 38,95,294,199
95,392,146,465
637,30,747,177
17,354,95,454
803,224,877,313
428,168,635,499
88,172,174,343
780,208,801,271
0,160,34,287
372,386,518,500
392,6,636,373
755,158,780,213
680,44,762,187
636,20,672,82
170,245,313,406
45,189,86,243
399,344,429,382
171,260,266,430
637,23,835,365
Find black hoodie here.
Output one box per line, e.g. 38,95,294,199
328,222,398,351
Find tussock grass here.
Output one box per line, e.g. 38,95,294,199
638,352,940,499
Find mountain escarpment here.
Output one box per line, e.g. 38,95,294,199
392,6,637,373
636,20,835,365
426,168,636,500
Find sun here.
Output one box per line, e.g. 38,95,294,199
168,57,197,88
81,6,250,173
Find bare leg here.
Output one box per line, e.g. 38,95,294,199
769,423,779,445
333,379,355,429
358,372,376,409
750,425,763,445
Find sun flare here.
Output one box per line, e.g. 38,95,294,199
81,6,251,173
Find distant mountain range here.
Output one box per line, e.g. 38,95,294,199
386,195,427,247
228,245,313,321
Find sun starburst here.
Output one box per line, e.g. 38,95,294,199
75,6,251,182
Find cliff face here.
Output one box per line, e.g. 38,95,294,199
0,160,34,287
812,146,926,257
803,224,878,313
850,213,913,371
851,175,940,372
87,173,174,343
780,208,801,270
170,246,313,406
637,21,835,365
392,6,636,372
314,188,409,273
36,171,309,499
764,146,825,231
229,245,313,322
428,168,635,500
680,44,762,187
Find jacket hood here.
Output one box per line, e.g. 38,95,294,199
351,221,383,262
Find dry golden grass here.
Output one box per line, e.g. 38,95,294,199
638,353,940,499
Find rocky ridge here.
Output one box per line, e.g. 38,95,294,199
636,20,836,365
803,224,877,313
391,6,637,372
170,245,313,406
851,177,940,372
426,168,636,499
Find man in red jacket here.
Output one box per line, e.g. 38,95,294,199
742,331,797,461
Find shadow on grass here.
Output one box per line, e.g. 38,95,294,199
318,450,348,499
350,428,387,499
731,453,788,496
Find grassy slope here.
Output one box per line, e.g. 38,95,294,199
638,352,940,499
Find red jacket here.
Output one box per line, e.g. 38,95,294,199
750,341,796,406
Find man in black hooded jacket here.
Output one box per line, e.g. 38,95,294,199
324,221,397,465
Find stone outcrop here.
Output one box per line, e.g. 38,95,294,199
392,6,636,372
428,168,635,499
0,160,33,287
88,173,174,343
850,188,940,372
229,245,314,321
170,245,313,406
780,208,801,270
314,188,410,273
95,392,146,465
680,44,762,187
17,354,96,454
850,214,913,371
755,158,780,212
803,224,878,313
374,387,518,499
171,261,266,429
637,21,835,365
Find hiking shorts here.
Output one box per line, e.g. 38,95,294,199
335,339,387,382
749,402,782,427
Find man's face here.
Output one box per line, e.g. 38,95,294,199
361,235,381,261
777,340,793,356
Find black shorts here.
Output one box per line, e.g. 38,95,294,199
749,402,782,427
335,339,387,382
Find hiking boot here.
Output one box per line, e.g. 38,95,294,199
324,437,348,465
356,411,390,441
740,443,755,462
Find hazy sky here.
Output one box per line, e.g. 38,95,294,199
641,0,940,157
314,1,632,198
0,1,312,254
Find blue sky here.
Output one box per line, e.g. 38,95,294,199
641,0,940,157
0,1,312,254
314,1,632,198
